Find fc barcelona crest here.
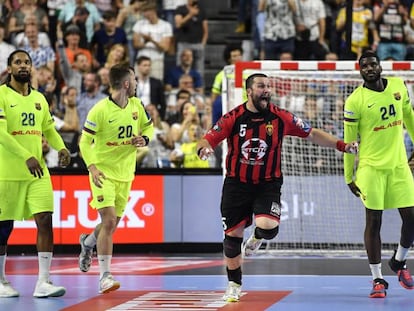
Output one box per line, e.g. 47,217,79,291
394,92,401,100
266,122,273,136
132,112,138,120
35,103,41,110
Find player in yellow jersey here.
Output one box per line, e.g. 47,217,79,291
78,63,154,294
0,50,71,298
344,50,414,298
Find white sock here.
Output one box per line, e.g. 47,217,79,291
98,255,112,279
0,254,6,282
38,252,52,282
395,244,409,262
84,233,97,249
369,263,383,280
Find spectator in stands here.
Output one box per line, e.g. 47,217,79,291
170,122,210,168
166,73,206,119
91,10,128,67
0,22,16,77
294,0,328,60
166,89,192,125
162,0,187,26
7,0,48,41
57,28,91,92
336,0,380,60
164,48,203,94
210,43,243,104
174,0,209,79
170,100,200,146
97,66,110,95
22,23,56,73
103,43,129,69
135,55,166,119
132,1,172,81
31,65,57,96
141,103,174,168
13,14,51,48
58,0,102,45
116,0,145,65
0,0,11,26
373,0,408,60
61,24,93,66
77,72,107,131
258,0,298,61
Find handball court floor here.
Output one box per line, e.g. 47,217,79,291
3,250,414,311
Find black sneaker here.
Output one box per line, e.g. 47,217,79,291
388,250,414,290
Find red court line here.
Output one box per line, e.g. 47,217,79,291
5,256,227,275
61,290,292,311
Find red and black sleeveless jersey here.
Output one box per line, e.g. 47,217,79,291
204,103,312,183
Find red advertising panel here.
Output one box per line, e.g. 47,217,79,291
9,175,164,245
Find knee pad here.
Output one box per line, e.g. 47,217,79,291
0,220,14,245
223,235,243,258
255,226,279,240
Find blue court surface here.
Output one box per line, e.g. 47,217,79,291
2,254,414,310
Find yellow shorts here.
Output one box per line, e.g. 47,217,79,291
89,175,132,217
355,164,414,210
0,178,54,221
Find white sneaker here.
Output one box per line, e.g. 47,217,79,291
99,273,120,294
33,279,66,298
223,281,241,302
0,280,19,298
243,231,263,256
79,233,93,272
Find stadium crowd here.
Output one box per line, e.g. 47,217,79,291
1,0,414,170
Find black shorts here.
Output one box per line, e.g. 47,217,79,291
220,177,282,233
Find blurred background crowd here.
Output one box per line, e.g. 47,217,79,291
1,0,413,170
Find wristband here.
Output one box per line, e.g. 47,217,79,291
336,140,346,152
142,135,149,146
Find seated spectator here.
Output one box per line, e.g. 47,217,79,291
13,14,51,48
0,22,16,77
135,55,166,119
8,0,49,41
22,22,56,72
165,89,192,125
91,10,128,67
141,103,174,168
170,100,200,146
164,48,203,94
170,122,210,168
166,74,205,117
97,66,110,95
103,43,129,69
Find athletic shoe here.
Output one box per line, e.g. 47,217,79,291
79,233,93,272
388,250,414,289
222,281,241,302
33,280,66,298
243,231,263,256
0,280,19,298
99,272,120,294
369,278,388,298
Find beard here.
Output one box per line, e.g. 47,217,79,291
13,71,31,83
252,94,270,113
